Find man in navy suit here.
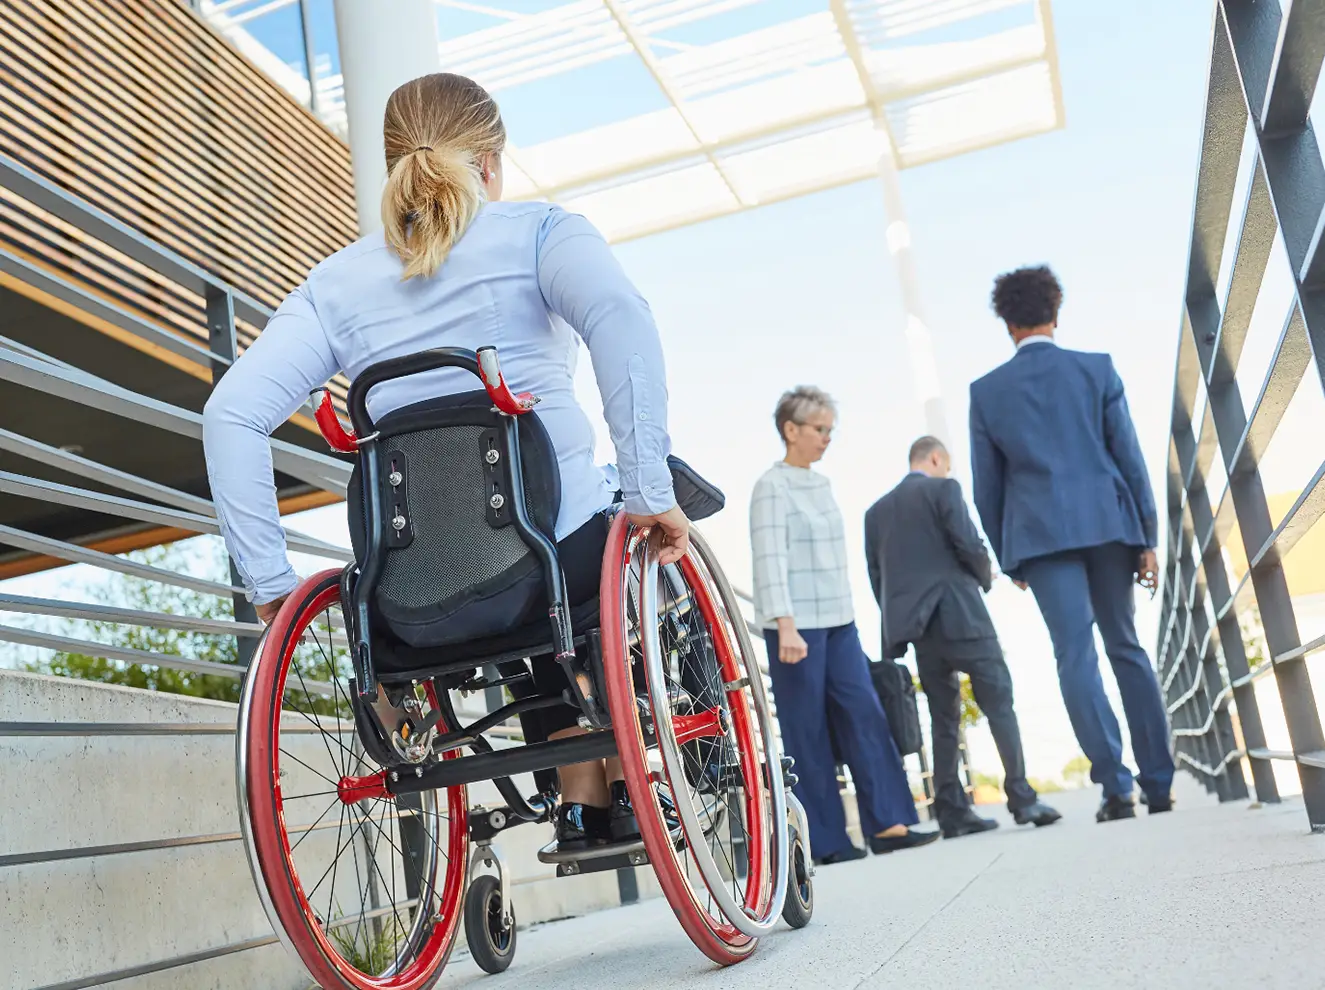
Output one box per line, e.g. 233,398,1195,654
968,265,1174,822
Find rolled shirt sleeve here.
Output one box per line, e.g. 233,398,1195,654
537,209,675,516
202,282,340,605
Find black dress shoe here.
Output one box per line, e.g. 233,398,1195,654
1147,793,1174,814
1012,801,1063,827
939,810,1000,839
1096,794,1137,823
812,845,868,866
869,828,941,853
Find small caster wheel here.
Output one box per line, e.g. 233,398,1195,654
465,874,516,974
781,827,813,929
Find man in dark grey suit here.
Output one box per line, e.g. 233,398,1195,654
865,437,1060,837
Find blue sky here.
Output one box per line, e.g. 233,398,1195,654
7,1,1245,781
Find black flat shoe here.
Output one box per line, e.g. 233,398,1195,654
812,845,868,866
608,780,640,842
1096,794,1137,823
869,828,941,854
1012,801,1063,827
940,810,1000,839
555,803,607,851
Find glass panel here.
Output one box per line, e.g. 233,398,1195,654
1237,233,1296,418
1255,366,1325,529
1216,121,1260,312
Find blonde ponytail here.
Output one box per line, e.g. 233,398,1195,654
380,74,506,280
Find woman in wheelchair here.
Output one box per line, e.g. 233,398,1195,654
205,72,687,850
207,72,807,986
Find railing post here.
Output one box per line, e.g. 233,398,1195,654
205,285,260,667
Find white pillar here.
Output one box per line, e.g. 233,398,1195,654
877,136,950,444
333,0,441,234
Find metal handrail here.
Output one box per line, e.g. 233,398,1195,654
1156,0,1325,830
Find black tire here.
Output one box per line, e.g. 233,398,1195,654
464,874,516,975
781,829,814,929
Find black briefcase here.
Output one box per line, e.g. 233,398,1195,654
870,659,924,756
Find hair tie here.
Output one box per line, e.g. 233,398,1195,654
412,145,433,154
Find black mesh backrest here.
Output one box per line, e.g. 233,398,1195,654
347,390,560,647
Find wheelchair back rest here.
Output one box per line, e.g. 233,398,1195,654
347,390,561,648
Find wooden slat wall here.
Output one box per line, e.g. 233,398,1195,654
0,0,358,353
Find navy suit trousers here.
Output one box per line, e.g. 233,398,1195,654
1021,542,1175,800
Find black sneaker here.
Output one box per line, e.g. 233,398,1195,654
609,780,640,842
556,803,606,851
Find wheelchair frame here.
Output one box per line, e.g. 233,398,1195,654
239,345,809,987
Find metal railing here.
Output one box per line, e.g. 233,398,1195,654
1159,0,1325,832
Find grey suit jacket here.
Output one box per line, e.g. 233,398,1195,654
865,473,996,659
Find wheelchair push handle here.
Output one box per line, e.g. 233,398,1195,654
476,346,539,415
309,388,359,453
308,346,541,453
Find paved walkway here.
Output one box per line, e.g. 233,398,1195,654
439,782,1325,990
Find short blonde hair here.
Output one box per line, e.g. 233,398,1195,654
773,386,836,441
381,73,506,280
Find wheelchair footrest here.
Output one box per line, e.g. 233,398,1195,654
538,838,649,876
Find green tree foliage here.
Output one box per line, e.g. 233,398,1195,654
912,672,984,728
23,541,243,703
1061,753,1092,789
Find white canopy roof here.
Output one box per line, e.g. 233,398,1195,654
202,0,1063,242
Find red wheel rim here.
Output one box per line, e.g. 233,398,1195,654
244,572,469,990
600,517,770,964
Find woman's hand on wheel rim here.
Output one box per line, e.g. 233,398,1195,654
255,595,288,625
627,505,691,566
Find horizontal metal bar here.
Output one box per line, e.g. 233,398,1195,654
1231,660,1276,688
1301,750,1325,769
0,347,350,494
0,720,336,736
393,730,623,793
0,830,241,868
1274,631,1325,664
0,424,348,559
1247,747,1297,762
0,151,274,329
0,243,222,371
0,426,216,515
30,934,279,990
0,622,261,682
0,471,351,562
0,523,239,597
0,593,266,636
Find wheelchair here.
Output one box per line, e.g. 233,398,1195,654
235,346,814,989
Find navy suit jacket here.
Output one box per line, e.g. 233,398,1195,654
968,341,1157,579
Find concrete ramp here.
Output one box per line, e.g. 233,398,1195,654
439,782,1325,990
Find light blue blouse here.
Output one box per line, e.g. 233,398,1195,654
202,201,675,605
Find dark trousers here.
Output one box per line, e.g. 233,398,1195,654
1021,542,1176,801
914,634,1037,822
763,622,918,859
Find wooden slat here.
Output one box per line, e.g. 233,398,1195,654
0,0,358,313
